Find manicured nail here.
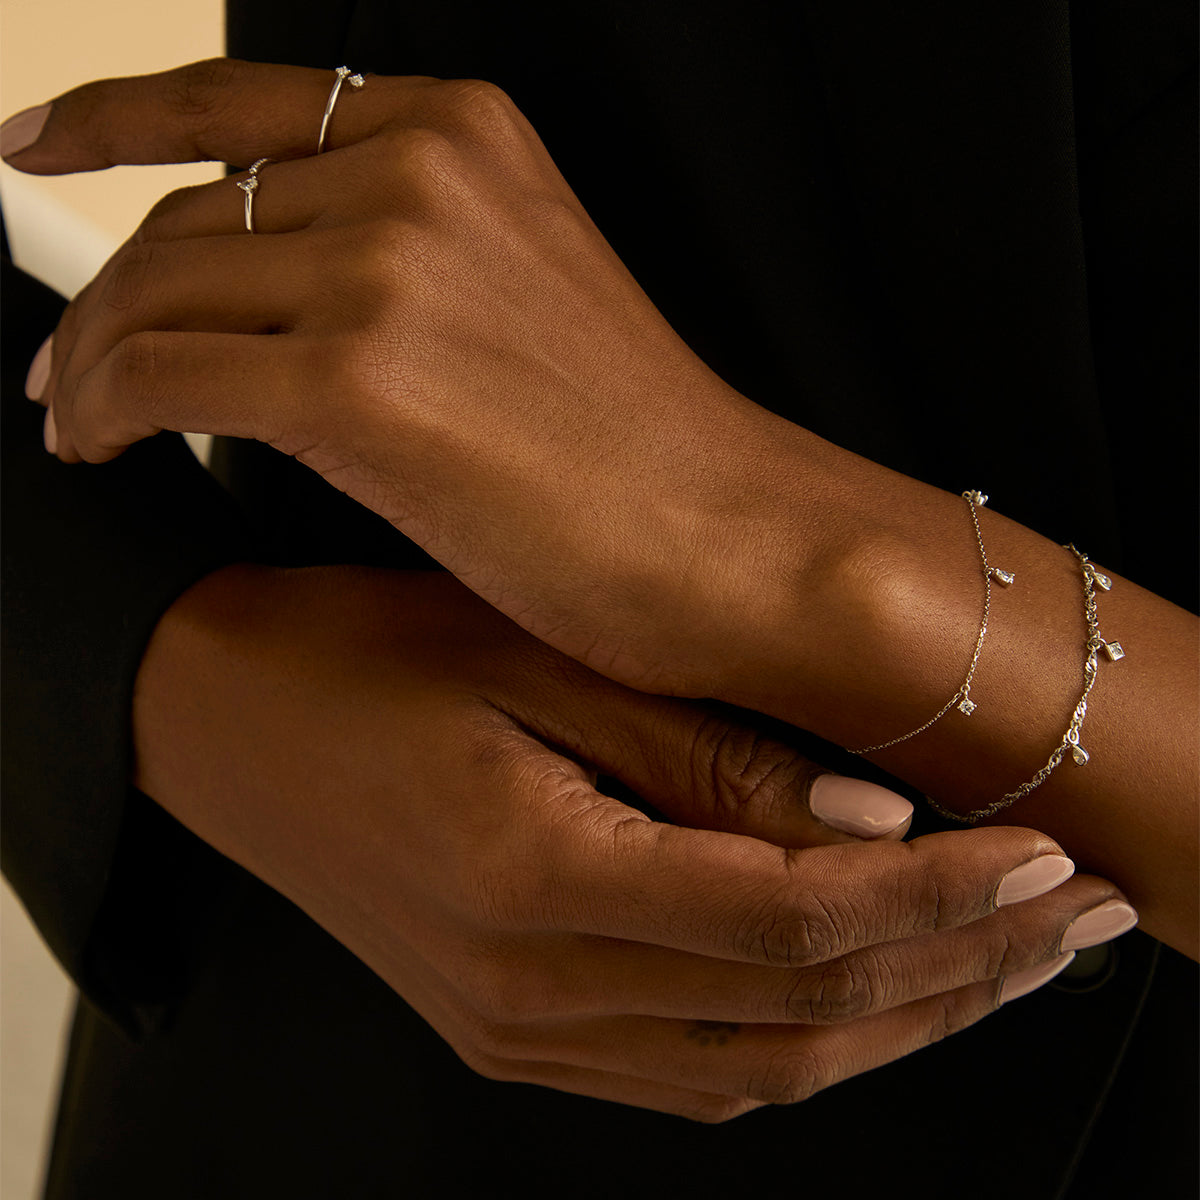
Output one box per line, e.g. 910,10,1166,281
25,335,52,400
999,952,1076,1004
1,103,51,158
808,774,912,838
1060,900,1139,952
43,405,58,454
994,854,1075,907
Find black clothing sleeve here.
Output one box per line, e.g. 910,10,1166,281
2,259,251,1032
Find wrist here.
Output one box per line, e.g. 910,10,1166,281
708,431,987,742
131,561,282,807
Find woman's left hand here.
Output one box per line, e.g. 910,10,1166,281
5,58,837,698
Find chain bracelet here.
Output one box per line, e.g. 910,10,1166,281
849,490,1014,756
927,543,1125,824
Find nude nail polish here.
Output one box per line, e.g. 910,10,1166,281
999,952,1076,1004
1,103,51,158
26,335,52,400
43,406,58,455
1060,900,1138,952
994,854,1075,907
808,774,912,838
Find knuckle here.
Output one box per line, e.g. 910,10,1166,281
926,989,981,1045
692,718,807,833
164,57,244,121
433,78,518,136
786,955,879,1024
739,876,850,969
102,242,155,313
395,126,463,186
108,330,160,391
748,1045,826,1106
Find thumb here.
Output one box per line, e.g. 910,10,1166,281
614,713,914,848
513,681,913,848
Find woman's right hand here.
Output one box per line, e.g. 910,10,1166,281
9,59,811,698
134,565,1130,1121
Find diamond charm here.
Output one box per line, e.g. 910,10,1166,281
348,73,365,87
990,567,1015,586
963,490,988,507
1071,744,1090,766
957,697,977,716
1093,572,1112,591
1103,641,1125,662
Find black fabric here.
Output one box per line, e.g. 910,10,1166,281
1,264,252,1032
0,0,1193,1196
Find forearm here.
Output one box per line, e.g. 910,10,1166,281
718,418,1198,957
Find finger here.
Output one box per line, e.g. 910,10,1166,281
127,157,332,245
464,873,1123,1025
489,958,1074,1108
396,950,763,1122
531,813,1075,967
43,232,331,417
464,1055,761,1123
53,330,305,463
473,628,914,846
0,59,388,172
1,59,409,173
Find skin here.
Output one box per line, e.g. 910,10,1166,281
132,564,1120,1119
0,63,1192,1102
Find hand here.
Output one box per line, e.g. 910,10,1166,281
7,58,842,698
134,565,1125,1120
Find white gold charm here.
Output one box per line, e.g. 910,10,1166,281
1103,641,1125,662
957,697,977,716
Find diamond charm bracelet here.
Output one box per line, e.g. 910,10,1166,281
849,489,1013,756
927,542,1126,824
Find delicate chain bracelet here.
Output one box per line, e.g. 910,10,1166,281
927,543,1126,824
849,490,1014,756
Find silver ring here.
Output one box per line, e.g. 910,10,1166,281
235,157,271,233
317,66,365,154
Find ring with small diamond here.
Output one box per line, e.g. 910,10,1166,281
235,157,271,233
317,66,366,154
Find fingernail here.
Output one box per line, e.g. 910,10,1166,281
808,774,912,838
1060,899,1139,952
999,952,1076,1004
995,854,1075,907
25,335,52,400
43,405,58,454
1,103,51,158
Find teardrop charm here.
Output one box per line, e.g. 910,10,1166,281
1071,744,1090,766
1093,572,1112,591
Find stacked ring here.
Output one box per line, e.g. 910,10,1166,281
236,156,271,233
317,65,366,154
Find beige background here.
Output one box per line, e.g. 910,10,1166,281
1,5,223,1196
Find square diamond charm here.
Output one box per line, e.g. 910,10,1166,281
957,697,977,716
1103,641,1125,662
